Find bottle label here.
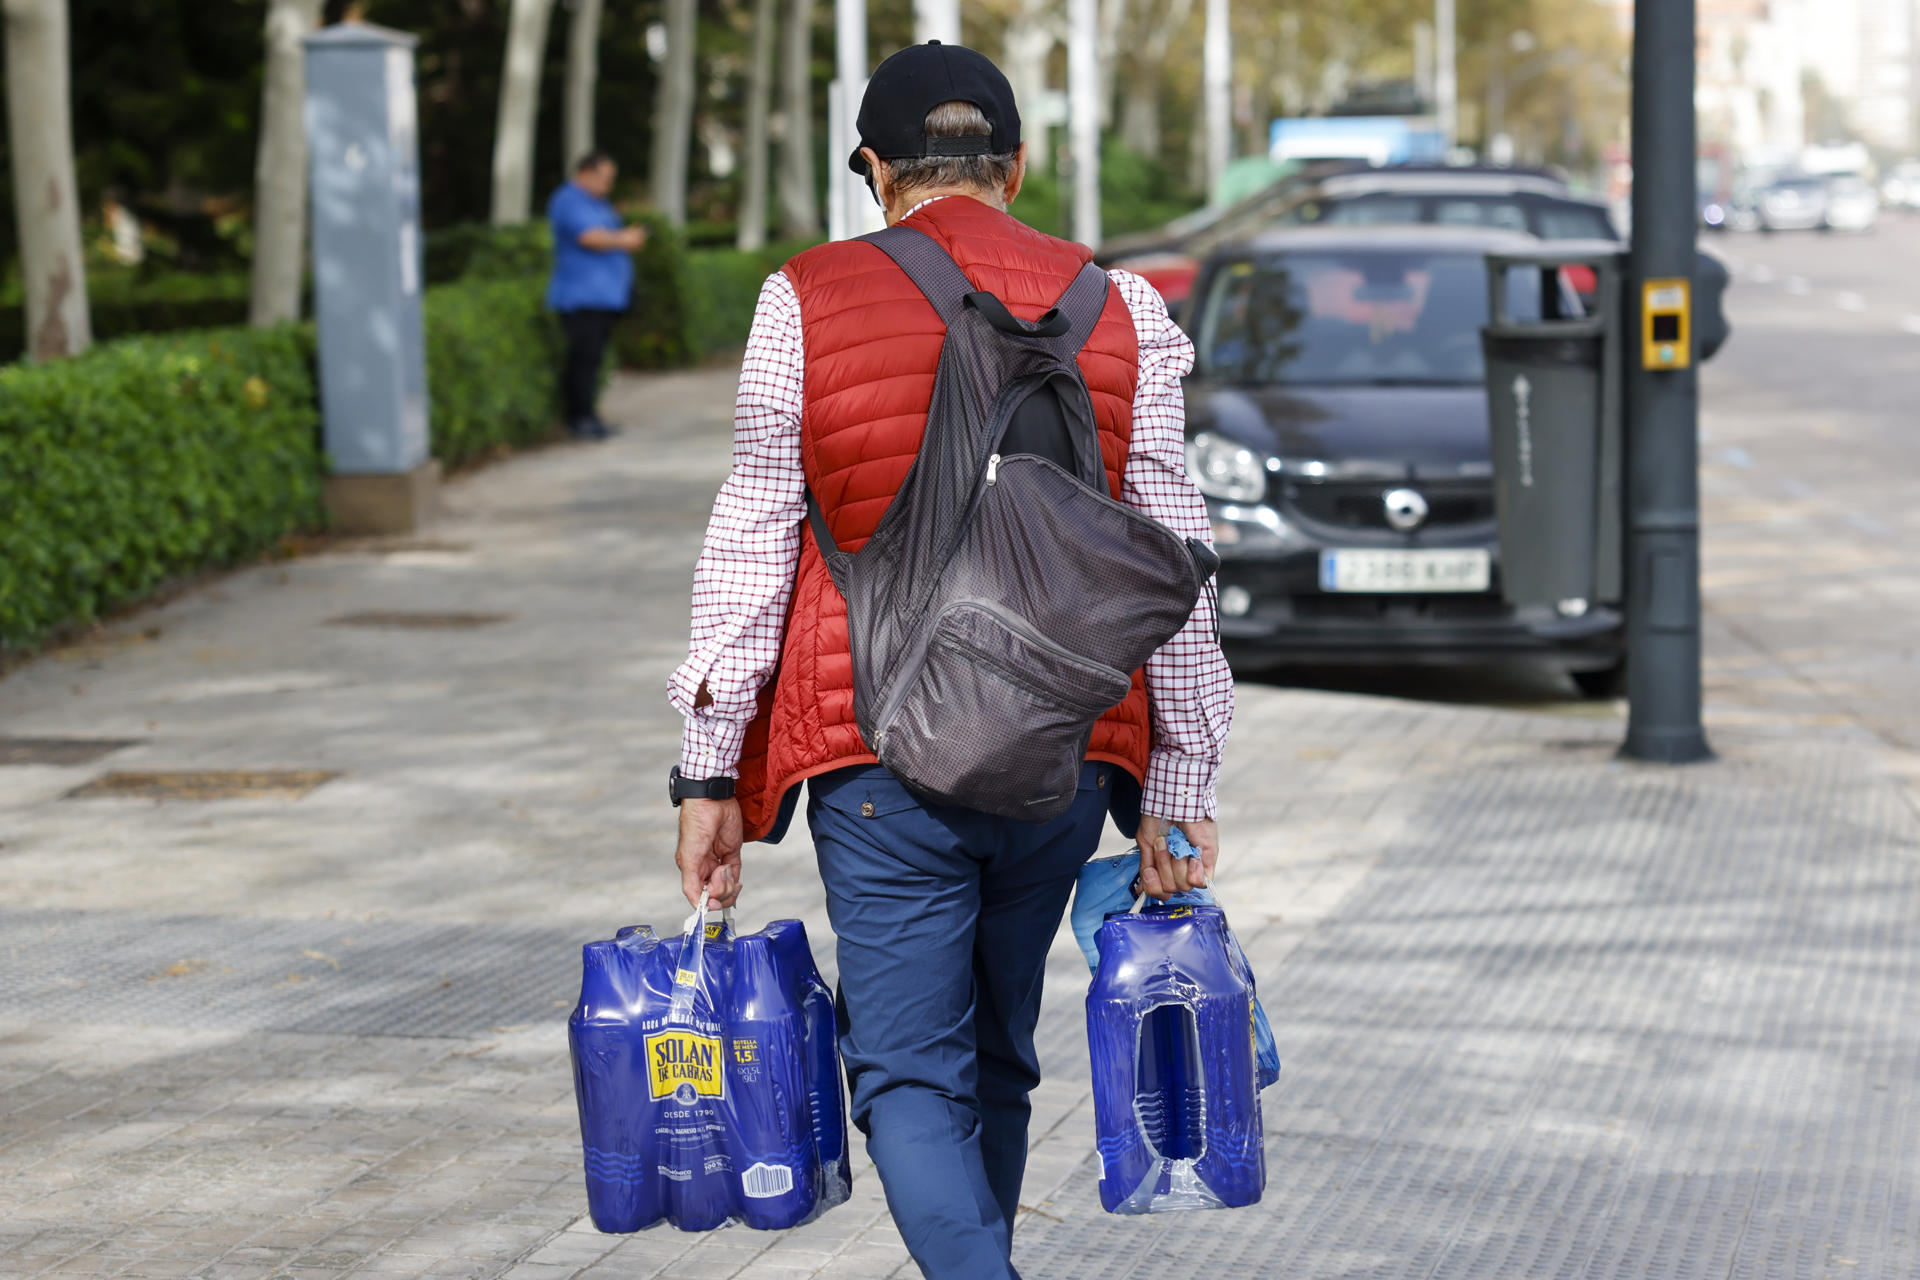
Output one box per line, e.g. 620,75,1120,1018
646,1029,725,1102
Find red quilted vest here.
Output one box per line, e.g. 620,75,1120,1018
735,196,1151,841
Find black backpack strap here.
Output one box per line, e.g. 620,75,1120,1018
858,224,976,323
1041,262,1114,359
804,488,852,594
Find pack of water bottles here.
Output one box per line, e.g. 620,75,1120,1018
1076,828,1270,1214
567,901,851,1232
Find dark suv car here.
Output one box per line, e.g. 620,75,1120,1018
1182,225,1625,694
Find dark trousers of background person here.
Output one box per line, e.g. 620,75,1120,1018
808,761,1113,1280
558,308,620,427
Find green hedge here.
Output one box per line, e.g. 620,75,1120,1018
423,222,552,286
0,223,817,651
0,270,255,364
0,325,323,648
681,239,818,359
422,275,562,467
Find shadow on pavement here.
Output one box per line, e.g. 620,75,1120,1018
1239,659,1610,713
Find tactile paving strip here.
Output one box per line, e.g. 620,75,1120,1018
0,907,588,1037
1013,741,1920,1279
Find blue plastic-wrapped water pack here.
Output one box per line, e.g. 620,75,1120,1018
567,902,851,1232
1072,828,1281,1091
1077,830,1269,1214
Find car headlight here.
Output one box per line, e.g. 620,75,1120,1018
1185,431,1267,502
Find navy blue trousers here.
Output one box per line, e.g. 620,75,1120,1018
809,762,1112,1280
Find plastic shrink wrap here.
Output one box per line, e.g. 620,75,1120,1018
1070,829,1281,1091
1086,905,1266,1214
568,908,851,1232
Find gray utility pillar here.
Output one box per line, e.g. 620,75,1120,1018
1623,0,1711,762
304,21,437,535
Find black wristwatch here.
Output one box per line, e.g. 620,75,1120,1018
668,765,736,807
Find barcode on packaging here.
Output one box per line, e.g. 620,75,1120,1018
740,1162,794,1198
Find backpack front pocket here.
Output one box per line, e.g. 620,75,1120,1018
872,601,1131,822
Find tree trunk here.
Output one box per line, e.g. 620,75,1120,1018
1120,79,1160,161
737,0,777,250
650,0,697,226
776,0,817,236
563,0,604,167
1116,0,1189,165
1097,0,1124,128
3,0,90,360
490,0,557,225
250,0,323,327
1003,0,1055,175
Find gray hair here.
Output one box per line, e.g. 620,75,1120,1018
883,100,1019,198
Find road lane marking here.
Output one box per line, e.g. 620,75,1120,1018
1836,292,1866,311
1785,275,1811,295
1902,315,1920,335
1749,264,1774,284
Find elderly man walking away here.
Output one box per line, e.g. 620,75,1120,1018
546,150,645,441
666,42,1233,1280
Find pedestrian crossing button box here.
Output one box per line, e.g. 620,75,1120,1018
1641,277,1692,371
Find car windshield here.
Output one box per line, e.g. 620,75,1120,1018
1194,250,1545,387
1771,178,1823,193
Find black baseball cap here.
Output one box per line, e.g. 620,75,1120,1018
847,41,1022,179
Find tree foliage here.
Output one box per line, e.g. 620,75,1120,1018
1,0,1628,289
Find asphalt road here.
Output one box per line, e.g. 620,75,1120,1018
1700,214,1920,763
1268,214,1920,766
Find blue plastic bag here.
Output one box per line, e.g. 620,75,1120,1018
1086,903,1266,1213
1071,826,1282,1090
568,901,851,1232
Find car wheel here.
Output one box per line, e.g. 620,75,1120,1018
1571,661,1627,700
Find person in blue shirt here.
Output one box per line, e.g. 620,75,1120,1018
548,151,646,440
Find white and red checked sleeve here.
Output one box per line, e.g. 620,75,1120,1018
667,272,808,779
1111,268,1235,821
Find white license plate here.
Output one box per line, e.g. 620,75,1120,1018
1319,548,1491,593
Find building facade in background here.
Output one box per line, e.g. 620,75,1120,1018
1609,0,1919,164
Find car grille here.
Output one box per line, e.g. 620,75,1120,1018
1279,479,1495,534
1293,593,1510,622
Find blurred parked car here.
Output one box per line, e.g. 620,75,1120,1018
1758,175,1829,231
1881,161,1920,209
1181,225,1625,695
1101,165,1615,312
1093,161,1363,307
1821,175,1879,232
1720,184,1764,232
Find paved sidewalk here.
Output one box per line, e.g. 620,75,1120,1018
2,367,1917,1279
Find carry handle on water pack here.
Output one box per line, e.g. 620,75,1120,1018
667,891,737,1025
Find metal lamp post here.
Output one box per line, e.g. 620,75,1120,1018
1621,0,1712,762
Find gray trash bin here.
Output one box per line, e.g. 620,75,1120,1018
1481,244,1624,610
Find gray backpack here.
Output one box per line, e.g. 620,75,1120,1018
807,225,1217,822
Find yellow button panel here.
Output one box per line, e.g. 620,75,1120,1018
1642,277,1692,370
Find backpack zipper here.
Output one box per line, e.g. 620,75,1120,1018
986,453,1001,486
